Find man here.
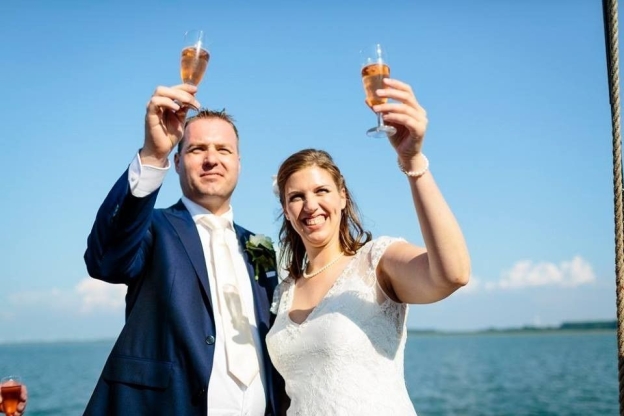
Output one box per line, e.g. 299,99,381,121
83,84,286,415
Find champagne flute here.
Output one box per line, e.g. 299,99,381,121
180,29,210,86
180,30,209,117
361,43,396,138
0,376,22,416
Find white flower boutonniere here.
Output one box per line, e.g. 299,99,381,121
245,234,277,280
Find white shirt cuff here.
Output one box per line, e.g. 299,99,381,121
128,152,170,197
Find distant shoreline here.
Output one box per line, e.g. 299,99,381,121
0,320,618,345
408,319,618,336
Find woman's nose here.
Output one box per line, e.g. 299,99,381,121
302,196,319,212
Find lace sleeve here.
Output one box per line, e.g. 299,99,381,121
368,236,406,271
359,236,407,302
270,284,282,315
270,278,292,314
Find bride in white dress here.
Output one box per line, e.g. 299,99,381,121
266,78,471,416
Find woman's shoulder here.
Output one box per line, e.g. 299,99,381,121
361,236,407,254
355,236,406,267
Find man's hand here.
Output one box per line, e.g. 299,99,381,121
141,84,201,167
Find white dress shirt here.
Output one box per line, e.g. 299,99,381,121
128,153,267,416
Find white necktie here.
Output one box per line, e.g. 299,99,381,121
199,215,260,387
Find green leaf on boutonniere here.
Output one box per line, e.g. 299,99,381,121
245,234,277,280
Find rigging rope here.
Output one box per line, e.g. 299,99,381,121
602,0,624,413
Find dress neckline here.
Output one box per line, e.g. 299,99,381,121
286,253,359,326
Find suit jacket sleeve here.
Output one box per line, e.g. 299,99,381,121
84,168,160,284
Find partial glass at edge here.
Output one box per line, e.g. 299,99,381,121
180,29,210,86
1,376,22,416
361,43,396,138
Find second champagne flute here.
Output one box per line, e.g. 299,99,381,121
0,376,22,416
180,29,210,86
361,43,396,138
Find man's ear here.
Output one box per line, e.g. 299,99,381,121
174,153,180,173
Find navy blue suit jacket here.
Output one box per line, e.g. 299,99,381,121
82,170,285,415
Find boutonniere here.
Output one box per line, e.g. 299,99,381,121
245,234,277,280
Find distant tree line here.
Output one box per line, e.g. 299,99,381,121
558,320,616,330
490,320,617,333
408,320,617,335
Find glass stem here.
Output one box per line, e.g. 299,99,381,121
377,112,384,127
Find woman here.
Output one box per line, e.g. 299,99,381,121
266,78,471,415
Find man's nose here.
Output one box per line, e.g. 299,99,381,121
202,149,218,166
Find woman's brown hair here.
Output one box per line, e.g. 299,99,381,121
276,149,372,278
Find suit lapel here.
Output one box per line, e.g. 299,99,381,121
164,201,213,310
234,224,278,412
234,224,271,327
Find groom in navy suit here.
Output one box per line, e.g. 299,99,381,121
83,83,286,415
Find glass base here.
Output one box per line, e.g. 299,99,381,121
366,124,397,138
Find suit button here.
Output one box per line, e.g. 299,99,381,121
205,335,215,345
193,387,207,402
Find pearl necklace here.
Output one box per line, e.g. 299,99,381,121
302,252,345,279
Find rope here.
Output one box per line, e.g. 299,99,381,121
602,0,624,413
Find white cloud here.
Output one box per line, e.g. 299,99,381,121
76,278,126,313
9,287,75,311
5,278,126,315
459,256,597,294
493,256,596,290
0,311,15,321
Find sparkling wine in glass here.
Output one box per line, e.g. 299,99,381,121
180,29,210,86
361,44,396,138
1,376,22,416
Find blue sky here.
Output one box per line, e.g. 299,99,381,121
0,0,618,342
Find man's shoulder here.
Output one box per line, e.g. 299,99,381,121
150,200,189,221
233,222,254,237
158,200,187,213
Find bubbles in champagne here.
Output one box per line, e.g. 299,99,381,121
180,46,210,86
1,384,22,415
361,63,390,107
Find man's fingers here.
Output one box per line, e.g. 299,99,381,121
148,86,201,111
147,96,181,113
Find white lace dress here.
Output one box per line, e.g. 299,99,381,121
266,237,417,415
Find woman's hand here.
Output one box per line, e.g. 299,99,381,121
373,78,428,164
